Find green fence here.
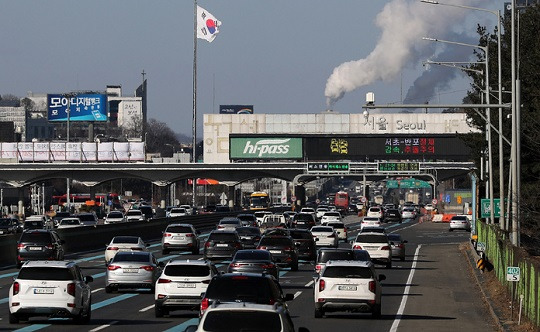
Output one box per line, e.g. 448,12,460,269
476,221,540,327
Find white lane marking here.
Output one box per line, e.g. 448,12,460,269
198,257,204,260
140,304,155,312
293,291,302,299
91,288,104,293
305,280,314,288
89,320,119,332
390,244,422,332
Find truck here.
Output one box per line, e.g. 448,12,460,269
373,195,384,205
405,192,420,205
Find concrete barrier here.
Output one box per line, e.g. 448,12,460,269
432,214,443,223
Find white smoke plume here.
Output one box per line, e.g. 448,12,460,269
324,0,487,106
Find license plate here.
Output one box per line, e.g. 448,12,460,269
216,243,228,247
269,250,281,254
338,285,357,291
177,283,196,288
173,237,185,240
29,247,42,251
123,268,138,273
34,288,54,294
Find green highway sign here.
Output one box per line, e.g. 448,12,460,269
307,162,349,174
377,162,420,173
480,199,501,218
506,266,520,282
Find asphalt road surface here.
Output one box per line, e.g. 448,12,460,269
0,215,496,331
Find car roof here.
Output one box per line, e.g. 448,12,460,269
22,260,75,268
205,302,281,312
325,260,372,267
210,229,238,234
166,259,212,266
167,223,194,227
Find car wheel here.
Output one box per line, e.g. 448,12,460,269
314,308,324,318
192,246,199,255
105,286,115,294
291,261,299,271
449,229,453,232
372,304,382,318
155,305,168,318
400,256,405,262
74,306,91,324
16,262,22,269
386,261,392,269
9,312,19,324
162,249,169,255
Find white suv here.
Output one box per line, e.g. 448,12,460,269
313,260,385,319
155,260,218,317
352,232,392,269
9,260,93,324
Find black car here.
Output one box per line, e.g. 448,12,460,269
16,229,65,268
227,249,279,280
138,205,154,221
384,208,402,223
257,235,299,271
22,220,44,231
51,211,71,228
75,212,98,226
203,230,243,260
291,213,316,229
289,229,317,261
200,273,294,317
0,217,22,235
314,248,355,274
235,226,262,249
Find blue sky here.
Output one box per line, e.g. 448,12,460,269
0,1,502,137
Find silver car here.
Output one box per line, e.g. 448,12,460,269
387,233,407,261
161,223,200,255
105,251,163,293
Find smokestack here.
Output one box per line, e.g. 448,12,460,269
324,0,489,107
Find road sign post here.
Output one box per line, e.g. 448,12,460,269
507,266,520,319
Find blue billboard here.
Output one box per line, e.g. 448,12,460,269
48,94,108,122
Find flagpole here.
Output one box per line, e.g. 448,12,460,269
192,0,197,209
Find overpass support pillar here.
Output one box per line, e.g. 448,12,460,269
18,187,24,219
228,185,235,209
294,185,305,210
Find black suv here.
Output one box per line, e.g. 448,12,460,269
257,235,299,271
16,230,65,268
200,273,294,317
203,230,243,260
289,229,316,261
291,213,316,229
0,217,23,235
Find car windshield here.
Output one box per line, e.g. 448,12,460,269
356,234,389,243
164,265,210,277
235,228,260,236
259,237,292,246
127,211,141,216
387,234,402,242
113,252,150,263
220,220,240,225
234,251,270,261
170,209,185,213
289,231,312,239
0,219,11,226
318,250,353,263
311,227,333,233
325,212,340,217
18,267,75,281
209,233,238,241
327,223,344,228
237,215,256,221
112,236,139,244
60,219,79,225
108,212,123,217
77,214,96,221
322,266,372,279
20,232,51,243
205,276,277,302
202,311,281,332
166,226,193,233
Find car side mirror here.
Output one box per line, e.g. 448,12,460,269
84,276,94,283
314,238,319,242
158,262,165,268
284,293,294,301
403,240,408,243
378,274,386,282
390,241,395,246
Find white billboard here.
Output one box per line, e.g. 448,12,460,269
118,99,142,128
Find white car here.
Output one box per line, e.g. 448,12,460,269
104,211,125,224
125,209,147,222
326,221,347,241
154,260,218,317
254,211,272,225
300,207,317,221
320,211,342,225
316,207,329,220
361,217,381,229
401,206,416,219
313,260,385,318
310,226,338,248
167,207,187,218
179,205,194,215
367,207,383,219
104,236,148,264
352,232,392,269
57,217,83,229
9,260,93,324
449,215,471,232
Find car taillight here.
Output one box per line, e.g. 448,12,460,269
315,265,322,273
67,282,75,296
107,265,121,271
217,225,224,229
283,246,292,251
229,263,241,268
353,245,362,250
369,280,376,293
319,279,325,292
258,246,267,250
158,278,171,283
186,233,194,237
141,265,154,271
261,263,275,269
235,243,243,249
45,244,54,250
131,247,143,251
163,233,172,237
200,298,209,314
205,241,211,248
17,244,24,249
381,246,390,250
13,282,19,295
107,247,119,251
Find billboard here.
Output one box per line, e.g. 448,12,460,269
230,137,302,160
220,105,254,114
304,134,471,161
117,99,142,127
48,94,107,122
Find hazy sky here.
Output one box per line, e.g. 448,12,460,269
0,1,502,137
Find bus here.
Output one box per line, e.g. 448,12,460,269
249,192,270,210
334,191,349,214
52,193,120,209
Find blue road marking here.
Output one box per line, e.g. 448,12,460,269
92,293,138,310
14,324,51,332
163,318,199,332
